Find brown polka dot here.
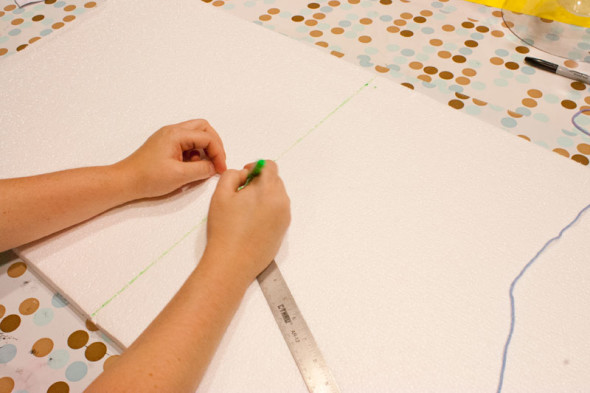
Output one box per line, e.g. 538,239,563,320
85,342,107,361
462,21,474,28
462,68,476,77
476,25,490,32
491,10,503,17
212,0,224,6
358,35,371,43
490,57,504,65
375,65,390,73
86,319,99,332
64,4,76,11
0,377,14,393
564,60,578,68
452,55,466,63
103,355,121,371
52,22,65,29
467,17,478,22
331,50,344,58
429,39,442,46
522,98,537,108
4,4,16,11
7,262,26,278
515,45,529,54
349,0,360,3
401,82,414,89
380,0,392,4
501,21,515,28
414,16,426,23
201,0,212,3
505,61,519,70
0,315,21,332
26,36,39,45
527,89,542,98
438,50,451,59
507,110,523,118
409,61,423,70
19,298,39,315
63,15,75,22
0,48,9,56
553,148,570,158
400,30,413,37
259,14,271,21
463,40,478,48
578,143,590,154
292,15,304,22
16,44,27,52
315,41,329,48
456,76,470,85
45,0,57,3
386,26,400,33
47,381,69,393
417,74,432,82
305,19,318,26
518,135,531,141
448,99,464,109
313,12,325,19
0,11,4,17
84,1,97,8
455,92,470,100
571,81,586,91
540,17,554,23
32,14,44,21
491,30,504,37
561,100,577,109
360,18,372,25
268,8,280,14
328,0,340,5
439,71,454,80
31,337,54,357
572,154,589,165
424,66,438,75
68,330,89,349
442,24,455,32
331,27,344,34
310,30,323,37
11,18,23,25
400,12,413,19
0,305,5,319
308,2,320,9
394,19,406,26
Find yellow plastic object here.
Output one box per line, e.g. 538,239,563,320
463,0,590,27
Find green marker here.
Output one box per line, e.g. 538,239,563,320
237,159,266,191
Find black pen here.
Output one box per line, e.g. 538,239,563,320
524,56,590,85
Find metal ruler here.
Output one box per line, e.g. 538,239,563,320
257,260,341,393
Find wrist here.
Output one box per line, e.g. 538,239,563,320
109,160,146,202
198,245,256,292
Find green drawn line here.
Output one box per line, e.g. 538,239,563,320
92,77,376,317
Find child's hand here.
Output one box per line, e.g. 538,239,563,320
115,119,227,199
204,160,291,286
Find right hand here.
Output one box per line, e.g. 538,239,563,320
204,160,291,285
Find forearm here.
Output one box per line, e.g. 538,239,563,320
0,164,136,251
86,249,251,393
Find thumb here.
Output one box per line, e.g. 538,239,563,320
182,160,216,182
217,168,249,192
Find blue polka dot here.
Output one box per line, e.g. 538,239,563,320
346,13,358,20
443,42,457,51
339,20,351,27
357,55,373,67
416,53,429,61
54,1,66,7
340,3,352,10
448,85,463,93
393,56,407,64
386,44,400,52
465,105,482,115
468,59,482,68
501,117,517,128
40,29,53,36
52,293,69,308
455,28,469,36
433,13,446,20
459,47,472,56
495,49,509,57
72,8,86,15
34,308,54,326
223,3,235,10
295,25,308,33
351,24,365,32
367,11,379,18
521,66,536,75
380,15,392,22
500,69,513,78
470,32,484,40
66,361,88,382
320,6,332,12
344,31,357,38
317,22,330,30
279,10,291,17
557,136,574,147
494,78,509,87
388,64,401,72
422,81,436,88
0,36,8,44
490,104,503,112
423,45,435,53
584,56,590,63
471,81,486,90
13,7,25,14
516,107,531,116
0,344,17,363
544,94,559,104
562,128,578,136
8,28,21,36
253,20,263,26
443,5,457,12
244,1,255,6
515,75,530,83
365,47,378,55
401,48,415,56
432,2,443,8
534,113,550,122
421,27,434,34
578,42,590,50
545,33,559,41
534,141,550,148
48,349,69,369
361,0,373,7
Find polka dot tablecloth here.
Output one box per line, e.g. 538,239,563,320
2,0,590,391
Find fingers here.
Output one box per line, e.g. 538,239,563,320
182,160,217,183
172,127,227,174
217,169,249,192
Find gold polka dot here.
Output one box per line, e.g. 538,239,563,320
29,36,41,44
464,40,478,48
476,25,490,32
0,305,5,319
64,5,76,11
19,298,39,315
439,71,454,80
315,41,329,48
0,377,14,393
423,66,438,75
400,12,413,19
462,68,476,77
360,18,372,25
501,21,515,28
310,30,323,37
86,319,99,332
572,154,589,165
305,19,318,26
380,0,392,3
349,0,360,3
561,100,577,109
358,35,371,43
7,262,26,278
507,110,523,118
45,0,57,4
577,143,590,154
553,148,570,158
401,82,414,89
462,21,474,28
420,10,433,16
492,10,503,17
571,81,586,91
522,98,537,108
442,24,455,32
328,0,341,5
103,355,121,371
308,2,320,9
386,26,400,33
52,22,65,29
414,16,426,23
31,337,54,357
564,60,579,68
448,99,464,109
268,8,280,14
85,342,107,362
16,44,27,52
417,74,432,82
313,12,325,19
32,14,44,21
47,381,69,393
331,50,344,58
331,27,344,34
68,330,89,349
505,61,519,70
3,4,16,11
409,61,423,70
393,19,406,26
452,55,466,63
527,89,542,98
491,30,504,37
11,18,23,25
212,0,224,5
259,14,271,21
375,65,390,73
456,76,470,85
291,15,304,22
0,11,4,17
429,39,442,46
438,50,451,59
490,57,504,65
518,134,531,141
84,1,97,8
0,314,21,333
515,45,529,54
63,15,75,22
400,30,413,37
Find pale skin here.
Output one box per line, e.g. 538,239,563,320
0,119,291,392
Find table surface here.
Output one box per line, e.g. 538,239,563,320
1,0,590,391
